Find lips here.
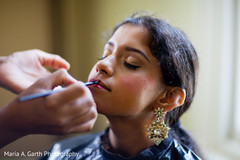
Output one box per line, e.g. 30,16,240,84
89,79,111,92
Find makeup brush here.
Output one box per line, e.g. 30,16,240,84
18,81,98,102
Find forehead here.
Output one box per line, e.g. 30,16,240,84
109,24,150,47
108,24,161,65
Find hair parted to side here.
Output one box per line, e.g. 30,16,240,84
111,12,202,158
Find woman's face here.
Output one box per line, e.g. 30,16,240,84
88,24,165,117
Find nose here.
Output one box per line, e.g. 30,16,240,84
95,56,114,77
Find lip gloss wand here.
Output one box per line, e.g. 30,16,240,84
18,81,98,102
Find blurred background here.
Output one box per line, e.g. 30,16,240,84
0,0,240,159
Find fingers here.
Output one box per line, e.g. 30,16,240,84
49,69,78,87
17,78,98,135
19,69,77,99
40,77,97,134
35,69,77,90
41,106,97,134
68,107,98,133
47,81,93,106
34,49,70,70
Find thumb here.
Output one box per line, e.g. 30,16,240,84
48,69,77,89
36,50,70,70
38,69,78,90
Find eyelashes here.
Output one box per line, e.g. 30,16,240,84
97,56,141,70
123,61,140,70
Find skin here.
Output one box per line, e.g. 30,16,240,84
0,49,70,94
0,50,97,148
89,24,165,116
88,24,167,157
88,24,186,157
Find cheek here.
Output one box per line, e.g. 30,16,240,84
118,74,158,97
118,75,142,90
115,74,159,114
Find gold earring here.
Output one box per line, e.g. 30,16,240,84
147,107,170,145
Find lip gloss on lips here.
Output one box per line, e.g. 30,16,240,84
91,83,106,90
89,80,111,92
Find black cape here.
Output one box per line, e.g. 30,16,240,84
40,129,201,160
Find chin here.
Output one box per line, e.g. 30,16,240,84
96,107,110,115
96,106,115,116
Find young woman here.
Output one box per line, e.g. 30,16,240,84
41,13,202,160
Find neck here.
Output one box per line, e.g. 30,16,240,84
106,115,154,157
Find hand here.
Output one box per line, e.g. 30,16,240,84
0,69,98,148
0,49,70,94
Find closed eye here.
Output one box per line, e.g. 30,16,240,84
123,61,140,70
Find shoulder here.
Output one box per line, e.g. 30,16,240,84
54,132,101,151
40,132,101,160
161,139,202,160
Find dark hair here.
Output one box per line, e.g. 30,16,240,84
112,13,202,157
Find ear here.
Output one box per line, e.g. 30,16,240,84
156,87,186,112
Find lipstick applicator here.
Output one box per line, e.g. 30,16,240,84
18,81,98,102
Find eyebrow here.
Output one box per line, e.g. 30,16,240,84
106,41,150,63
